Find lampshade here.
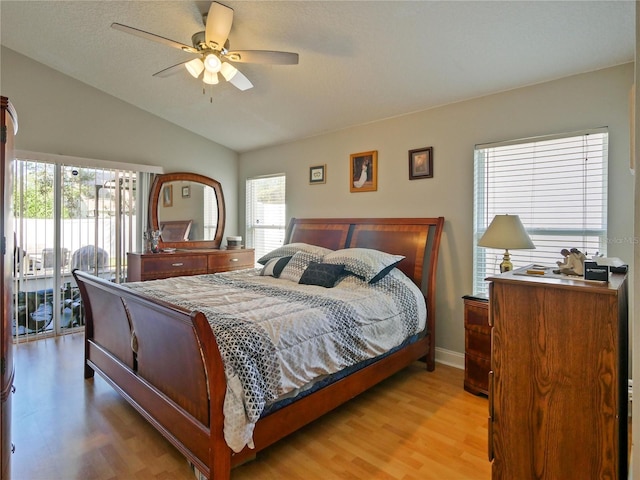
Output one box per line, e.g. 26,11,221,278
220,62,238,81
203,53,222,73
203,71,219,85
185,58,204,78
221,62,253,91
478,214,535,273
478,214,535,250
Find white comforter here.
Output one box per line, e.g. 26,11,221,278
125,267,426,452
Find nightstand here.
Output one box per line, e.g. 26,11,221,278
463,294,489,396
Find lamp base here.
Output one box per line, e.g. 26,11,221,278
500,249,513,273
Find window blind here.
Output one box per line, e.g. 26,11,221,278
245,174,286,263
473,129,608,296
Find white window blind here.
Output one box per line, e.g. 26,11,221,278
246,174,286,263
473,129,608,296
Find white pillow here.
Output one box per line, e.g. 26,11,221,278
323,248,405,283
279,251,326,282
257,243,333,265
259,256,292,277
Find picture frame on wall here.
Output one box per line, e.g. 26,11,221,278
350,150,378,192
409,147,433,180
163,185,173,207
309,164,326,184
182,185,191,198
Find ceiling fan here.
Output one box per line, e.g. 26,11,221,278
111,1,299,91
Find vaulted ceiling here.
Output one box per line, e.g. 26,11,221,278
0,1,634,153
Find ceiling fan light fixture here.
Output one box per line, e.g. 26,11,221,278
220,62,238,81
203,53,222,73
203,70,219,85
185,58,204,78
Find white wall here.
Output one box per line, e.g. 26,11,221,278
0,47,241,237
239,63,635,362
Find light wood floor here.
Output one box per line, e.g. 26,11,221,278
11,334,491,480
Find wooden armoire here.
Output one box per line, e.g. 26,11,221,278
1,96,17,479
488,269,628,479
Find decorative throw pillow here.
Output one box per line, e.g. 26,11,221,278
279,251,325,283
298,262,345,288
322,248,405,283
259,256,292,277
257,242,333,265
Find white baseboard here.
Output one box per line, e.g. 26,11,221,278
435,347,465,370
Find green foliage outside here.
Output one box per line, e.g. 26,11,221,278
12,162,134,219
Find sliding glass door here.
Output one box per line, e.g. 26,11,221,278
12,157,144,340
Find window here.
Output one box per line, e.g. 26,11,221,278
473,129,608,296
246,175,286,262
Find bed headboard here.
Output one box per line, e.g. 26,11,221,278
284,217,445,337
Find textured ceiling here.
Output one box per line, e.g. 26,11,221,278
0,1,635,153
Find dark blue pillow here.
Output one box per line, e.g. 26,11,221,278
298,262,345,288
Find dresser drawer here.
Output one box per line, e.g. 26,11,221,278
465,301,489,327
208,250,255,272
464,352,490,394
465,329,491,358
141,254,207,279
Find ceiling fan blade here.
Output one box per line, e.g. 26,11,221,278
111,23,198,53
152,61,190,78
225,50,299,65
205,2,234,50
227,69,253,91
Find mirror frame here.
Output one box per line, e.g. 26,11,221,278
149,172,226,249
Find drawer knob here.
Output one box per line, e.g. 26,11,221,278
230,258,239,262
172,262,184,267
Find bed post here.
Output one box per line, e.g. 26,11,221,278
74,269,95,379
424,217,444,371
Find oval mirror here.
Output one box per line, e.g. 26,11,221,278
149,172,225,249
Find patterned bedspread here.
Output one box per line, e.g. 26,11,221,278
125,267,426,452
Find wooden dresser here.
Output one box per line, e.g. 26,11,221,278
488,268,628,480
463,295,489,396
127,248,254,282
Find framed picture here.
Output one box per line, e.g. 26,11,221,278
309,164,326,184
182,185,191,198
162,184,173,207
409,147,433,179
350,150,378,193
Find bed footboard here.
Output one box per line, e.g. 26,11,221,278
73,270,231,480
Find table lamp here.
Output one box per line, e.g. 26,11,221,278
478,214,535,272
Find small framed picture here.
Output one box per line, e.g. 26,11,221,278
350,150,378,192
163,184,173,207
182,185,190,198
309,164,326,184
409,147,433,180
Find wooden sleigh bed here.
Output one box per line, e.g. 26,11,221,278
73,217,444,479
